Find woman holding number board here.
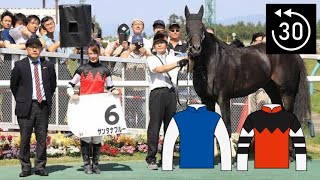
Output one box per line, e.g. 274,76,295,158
67,41,120,174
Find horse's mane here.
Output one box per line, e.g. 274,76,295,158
199,31,227,77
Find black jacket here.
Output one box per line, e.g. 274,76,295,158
10,57,57,117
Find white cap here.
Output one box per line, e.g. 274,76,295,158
132,18,144,25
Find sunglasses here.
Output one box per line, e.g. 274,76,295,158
170,29,180,33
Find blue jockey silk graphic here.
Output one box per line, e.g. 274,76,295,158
162,104,231,170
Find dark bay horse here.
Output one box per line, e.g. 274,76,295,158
185,6,311,136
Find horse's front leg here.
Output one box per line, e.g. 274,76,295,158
202,98,216,112
217,96,231,137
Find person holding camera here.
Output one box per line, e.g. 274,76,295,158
127,19,152,55
145,31,188,170
121,35,148,128
105,23,130,57
120,34,148,59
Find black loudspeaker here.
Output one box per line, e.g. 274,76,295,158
59,4,92,47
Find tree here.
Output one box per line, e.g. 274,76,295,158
168,14,179,24
92,15,101,34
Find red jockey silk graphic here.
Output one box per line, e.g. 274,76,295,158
237,104,307,171
80,71,106,95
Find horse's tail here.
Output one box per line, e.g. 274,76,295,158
293,55,311,124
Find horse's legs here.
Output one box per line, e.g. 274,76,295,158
281,92,296,161
263,81,282,105
282,94,295,112
203,99,216,112
217,96,231,137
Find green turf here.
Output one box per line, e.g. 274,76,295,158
305,59,320,114
0,160,319,180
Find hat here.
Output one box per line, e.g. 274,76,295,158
132,35,144,44
169,22,180,29
26,38,42,47
132,18,144,25
153,31,168,45
117,23,130,35
153,20,165,28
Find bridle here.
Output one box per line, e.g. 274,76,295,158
186,29,205,47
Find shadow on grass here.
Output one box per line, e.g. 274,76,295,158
77,163,132,172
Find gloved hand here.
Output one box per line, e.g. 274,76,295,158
70,94,79,100
177,59,189,67
111,88,120,96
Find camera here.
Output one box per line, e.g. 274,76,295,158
134,42,144,50
119,32,129,44
97,29,102,38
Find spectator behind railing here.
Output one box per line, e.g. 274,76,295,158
40,16,61,53
105,23,130,57
40,16,75,65
5,14,44,49
167,22,188,57
128,19,152,56
9,13,27,49
0,31,4,48
1,11,15,47
149,20,166,47
104,23,130,75
206,27,215,34
121,34,148,129
250,32,265,45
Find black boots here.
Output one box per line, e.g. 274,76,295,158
92,143,101,174
81,141,93,174
81,141,102,174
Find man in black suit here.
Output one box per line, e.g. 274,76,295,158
10,38,57,177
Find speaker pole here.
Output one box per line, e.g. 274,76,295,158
80,47,84,65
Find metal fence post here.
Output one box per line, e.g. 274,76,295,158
55,58,59,126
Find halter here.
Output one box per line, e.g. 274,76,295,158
186,30,205,45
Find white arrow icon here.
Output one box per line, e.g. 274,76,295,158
272,8,311,51
275,9,281,17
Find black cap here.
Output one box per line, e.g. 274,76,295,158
117,23,130,35
153,20,165,28
169,22,180,29
153,31,168,45
25,38,42,48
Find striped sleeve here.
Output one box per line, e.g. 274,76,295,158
237,115,254,171
289,115,307,171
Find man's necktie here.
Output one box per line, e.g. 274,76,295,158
33,61,42,103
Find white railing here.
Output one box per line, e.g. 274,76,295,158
0,48,318,134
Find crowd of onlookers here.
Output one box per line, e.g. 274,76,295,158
0,10,189,62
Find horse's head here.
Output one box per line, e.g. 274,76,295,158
185,5,205,57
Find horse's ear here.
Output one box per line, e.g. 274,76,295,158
198,5,204,19
185,6,190,19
